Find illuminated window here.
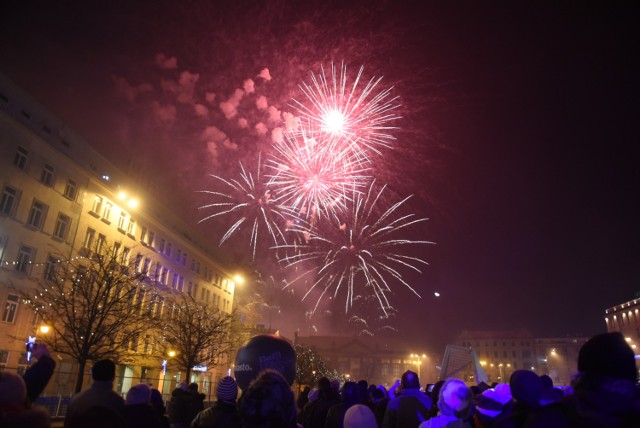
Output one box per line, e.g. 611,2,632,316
127,218,136,236
27,200,47,229
103,202,112,222
63,179,77,200
118,211,127,231
92,196,103,214
53,213,71,240
13,146,29,170
2,294,19,323
147,231,155,247
0,186,19,216
142,258,151,274
40,164,54,186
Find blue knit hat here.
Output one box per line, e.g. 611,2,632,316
216,376,238,402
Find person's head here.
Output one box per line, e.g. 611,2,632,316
539,374,554,390
400,370,420,390
0,371,27,405
578,332,637,382
344,404,376,428
509,370,541,408
188,382,199,393
239,369,297,428
340,381,360,406
149,388,165,410
317,377,333,399
91,359,116,382
438,378,473,419
216,376,238,403
126,383,151,405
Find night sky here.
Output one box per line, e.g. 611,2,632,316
1,1,638,351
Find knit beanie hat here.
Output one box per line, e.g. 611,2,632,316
509,370,541,408
216,376,238,402
475,389,504,418
578,332,637,381
344,404,376,428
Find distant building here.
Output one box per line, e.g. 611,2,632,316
294,333,439,387
456,330,588,386
604,296,640,360
0,73,236,397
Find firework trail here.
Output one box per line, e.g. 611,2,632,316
278,181,433,315
197,155,294,260
266,130,371,220
291,62,401,163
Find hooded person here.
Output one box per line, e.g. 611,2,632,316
190,376,240,428
238,369,298,428
561,332,640,427
420,378,473,428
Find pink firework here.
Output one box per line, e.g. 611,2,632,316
197,155,294,260
266,130,371,220
277,181,433,315
291,62,401,162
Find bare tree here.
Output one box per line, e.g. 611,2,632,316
156,293,235,382
19,244,160,392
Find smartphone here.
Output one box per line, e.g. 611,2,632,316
427,383,435,393
26,336,37,362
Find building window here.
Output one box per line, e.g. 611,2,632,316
63,179,77,201
44,256,58,281
142,258,151,274
118,211,127,231
159,239,166,253
171,273,179,289
127,218,136,236
134,254,143,273
121,247,131,265
27,200,47,229
182,252,187,266
13,146,29,170
40,164,54,186
0,186,19,216
176,249,182,262
165,242,172,257
140,227,148,244
2,294,20,323
53,213,71,240
103,202,112,222
0,350,8,369
96,234,106,255
147,231,155,247
16,246,34,274
91,196,103,214
178,276,185,292
83,227,96,249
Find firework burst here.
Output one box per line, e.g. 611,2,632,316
291,62,401,162
266,130,371,220
278,182,433,315
197,155,294,260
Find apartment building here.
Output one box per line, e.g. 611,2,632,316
0,73,236,398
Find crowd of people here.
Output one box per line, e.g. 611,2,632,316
1,332,639,427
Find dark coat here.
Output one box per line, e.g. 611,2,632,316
190,401,241,428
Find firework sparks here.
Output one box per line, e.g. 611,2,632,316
266,130,371,219
278,182,433,315
291,62,401,162
197,155,294,260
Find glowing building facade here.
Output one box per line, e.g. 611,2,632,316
456,330,587,386
0,73,235,398
294,333,438,387
605,296,640,360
